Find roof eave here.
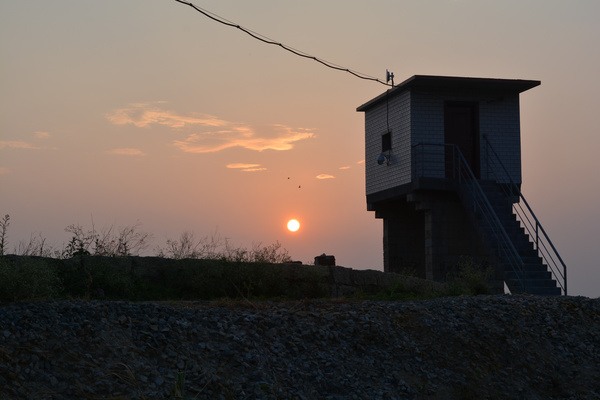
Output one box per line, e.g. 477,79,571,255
357,75,541,112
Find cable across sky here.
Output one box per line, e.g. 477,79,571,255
173,0,392,87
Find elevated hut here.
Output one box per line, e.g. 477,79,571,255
357,75,566,295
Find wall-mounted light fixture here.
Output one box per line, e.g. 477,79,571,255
377,152,391,166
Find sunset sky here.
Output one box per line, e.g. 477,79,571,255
1,1,599,297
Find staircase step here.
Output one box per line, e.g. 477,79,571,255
486,243,541,261
506,278,558,288
515,243,536,253
522,265,548,273
509,286,561,296
505,270,551,280
523,286,562,296
521,256,544,265
503,262,548,272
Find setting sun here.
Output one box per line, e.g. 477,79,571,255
287,219,300,232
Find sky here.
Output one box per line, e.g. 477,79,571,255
1,0,599,297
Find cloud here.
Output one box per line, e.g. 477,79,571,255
0,167,9,175
34,131,51,139
174,124,314,153
316,174,335,180
241,167,267,172
357,160,365,164
108,148,147,156
227,163,261,169
0,141,41,150
107,103,315,153
226,163,266,172
106,102,228,128
339,166,351,170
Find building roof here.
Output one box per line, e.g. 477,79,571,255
356,75,541,112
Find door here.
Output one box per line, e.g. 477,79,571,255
444,102,480,179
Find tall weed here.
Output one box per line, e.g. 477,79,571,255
0,214,9,256
62,222,151,258
157,230,291,264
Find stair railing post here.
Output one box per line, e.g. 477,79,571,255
456,146,460,182
485,137,489,180
564,265,567,296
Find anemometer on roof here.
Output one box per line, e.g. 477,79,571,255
386,70,394,86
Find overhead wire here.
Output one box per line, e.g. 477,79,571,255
173,0,392,87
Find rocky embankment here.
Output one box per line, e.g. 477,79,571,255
1,295,599,399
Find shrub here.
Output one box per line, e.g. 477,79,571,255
448,256,492,295
246,241,291,264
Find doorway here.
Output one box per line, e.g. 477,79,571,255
444,102,480,178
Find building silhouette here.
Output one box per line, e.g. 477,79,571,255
357,75,566,295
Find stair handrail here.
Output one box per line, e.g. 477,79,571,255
412,142,527,293
451,144,528,293
483,136,567,295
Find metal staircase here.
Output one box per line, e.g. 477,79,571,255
473,181,562,295
412,142,567,295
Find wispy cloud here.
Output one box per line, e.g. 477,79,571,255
242,167,267,172
316,174,335,180
338,160,363,170
227,163,260,169
106,102,229,129
0,167,9,175
0,141,41,150
226,163,266,172
34,131,51,139
108,148,147,156
174,125,314,153
106,103,315,153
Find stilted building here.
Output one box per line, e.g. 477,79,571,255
357,75,566,295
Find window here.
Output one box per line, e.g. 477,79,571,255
381,132,392,152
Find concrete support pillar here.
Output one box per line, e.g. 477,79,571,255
377,201,425,278
423,208,436,280
422,192,478,281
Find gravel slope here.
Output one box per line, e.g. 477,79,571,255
1,295,599,399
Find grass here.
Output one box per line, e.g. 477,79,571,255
0,256,63,302
0,255,331,302
0,253,489,304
